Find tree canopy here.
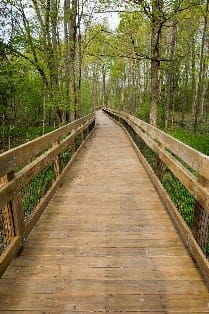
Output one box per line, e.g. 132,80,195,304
1,0,209,150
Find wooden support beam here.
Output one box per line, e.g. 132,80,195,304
53,141,61,177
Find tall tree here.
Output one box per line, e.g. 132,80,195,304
194,0,209,130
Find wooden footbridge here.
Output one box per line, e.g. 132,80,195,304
0,109,209,312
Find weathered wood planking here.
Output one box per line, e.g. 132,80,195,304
0,111,208,312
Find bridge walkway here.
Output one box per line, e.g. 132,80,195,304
0,111,208,312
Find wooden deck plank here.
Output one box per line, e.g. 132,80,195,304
0,111,208,312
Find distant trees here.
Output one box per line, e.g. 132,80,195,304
86,0,209,131
0,0,99,128
1,0,209,139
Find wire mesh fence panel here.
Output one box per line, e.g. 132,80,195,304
84,128,88,139
89,120,95,133
60,148,72,172
143,144,158,171
193,202,209,255
133,132,144,150
75,134,82,150
161,169,195,227
132,133,209,256
21,164,56,219
0,203,15,254
21,122,94,220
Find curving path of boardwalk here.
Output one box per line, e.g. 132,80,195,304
0,111,208,312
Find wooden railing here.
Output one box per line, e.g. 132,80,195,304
103,108,209,281
0,113,95,276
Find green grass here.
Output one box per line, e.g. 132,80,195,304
167,128,209,156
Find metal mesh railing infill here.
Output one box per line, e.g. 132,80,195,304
21,164,56,219
0,203,16,254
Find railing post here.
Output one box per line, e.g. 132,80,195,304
71,129,76,154
13,191,25,244
81,126,85,143
156,143,165,179
193,168,209,252
86,121,90,136
53,140,61,177
87,119,92,137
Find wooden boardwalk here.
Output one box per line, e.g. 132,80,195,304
0,111,208,312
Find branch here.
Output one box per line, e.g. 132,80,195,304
130,0,152,19
86,52,175,63
94,10,141,13
4,43,49,87
87,53,149,61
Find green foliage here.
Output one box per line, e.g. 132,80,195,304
0,55,44,126
80,80,92,114
168,128,209,156
22,165,56,218
162,171,195,227
110,59,125,80
108,93,119,108
136,97,150,122
0,125,54,152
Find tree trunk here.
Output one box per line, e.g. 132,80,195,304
64,0,70,122
77,0,83,117
165,20,177,129
68,0,78,121
194,0,209,131
102,65,106,107
150,44,160,126
149,1,163,127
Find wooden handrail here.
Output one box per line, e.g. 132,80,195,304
0,113,94,178
103,108,209,213
0,117,94,210
0,113,96,276
103,108,209,282
104,108,209,175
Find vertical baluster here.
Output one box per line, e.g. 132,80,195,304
53,141,61,177
156,143,165,179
